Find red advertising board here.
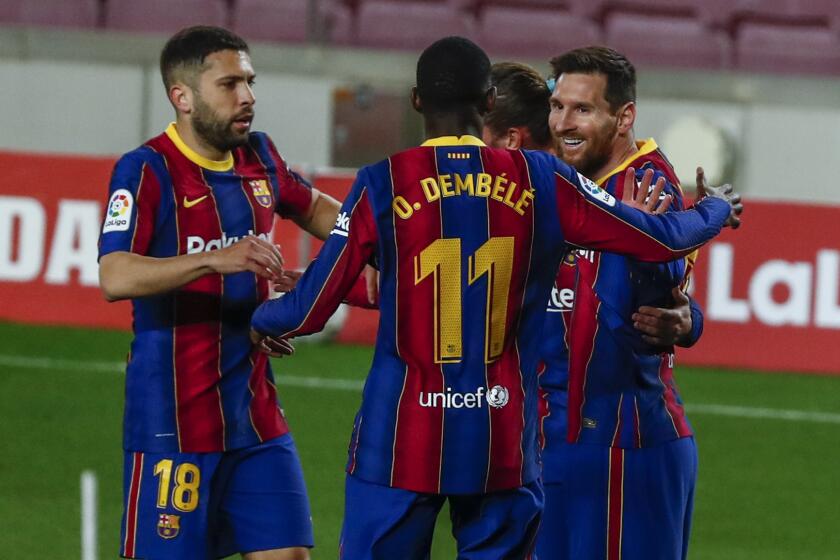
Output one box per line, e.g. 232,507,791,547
1,151,838,374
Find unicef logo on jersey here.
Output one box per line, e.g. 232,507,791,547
486,385,509,409
418,385,510,409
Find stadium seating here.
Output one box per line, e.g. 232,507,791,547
736,21,840,75
0,0,100,28
104,0,227,34
477,6,600,59
604,12,731,69
354,1,475,50
0,0,838,76
232,0,309,43
733,0,840,28
572,0,738,27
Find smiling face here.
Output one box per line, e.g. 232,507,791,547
188,49,256,153
548,72,624,179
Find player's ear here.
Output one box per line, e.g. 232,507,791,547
410,86,423,114
169,82,193,115
505,128,524,150
480,86,496,115
616,101,636,134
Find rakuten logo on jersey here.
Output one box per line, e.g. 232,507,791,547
419,385,509,409
547,286,574,312
706,243,840,328
186,231,270,254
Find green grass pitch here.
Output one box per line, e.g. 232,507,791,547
1,321,838,559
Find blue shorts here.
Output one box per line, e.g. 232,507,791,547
536,437,697,560
340,474,543,560
120,433,313,559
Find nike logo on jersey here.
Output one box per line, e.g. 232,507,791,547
183,195,208,208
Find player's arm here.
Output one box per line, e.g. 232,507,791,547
554,163,741,262
290,188,342,241
632,288,704,347
99,236,284,301
267,137,342,241
98,153,284,301
251,170,378,338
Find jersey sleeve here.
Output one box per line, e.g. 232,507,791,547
265,135,314,219
551,158,730,262
98,152,161,259
679,294,705,348
252,168,378,337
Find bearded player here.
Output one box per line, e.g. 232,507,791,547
534,46,708,560
99,26,343,560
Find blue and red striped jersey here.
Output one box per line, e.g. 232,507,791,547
99,124,313,453
252,135,730,494
562,139,701,450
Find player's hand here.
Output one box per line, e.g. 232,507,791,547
621,167,672,215
694,166,742,229
364,265,379,305
250,328,295,357
206,236,284,280
632,287,692,346
274,269,303,293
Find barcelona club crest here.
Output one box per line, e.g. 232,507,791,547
157,513,180,539
250,179,273,208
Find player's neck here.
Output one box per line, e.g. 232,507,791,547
173,120,231,162
592,132,637,181
423,112,484,142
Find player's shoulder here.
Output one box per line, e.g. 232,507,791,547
114,142,164,175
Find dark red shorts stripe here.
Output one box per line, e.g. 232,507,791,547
607,447,625,560
123,451,144,558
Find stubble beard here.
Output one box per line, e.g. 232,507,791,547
191,94,249,154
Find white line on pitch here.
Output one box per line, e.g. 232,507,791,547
3,354,840,424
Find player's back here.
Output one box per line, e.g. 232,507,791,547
351,137,568,494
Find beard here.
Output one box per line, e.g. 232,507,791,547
559,118,619,178
191,94,250,153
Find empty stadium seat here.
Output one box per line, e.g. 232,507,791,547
232,0,309,43
477,6,601,59
604,12,731,69
105,0,227,34
19,0,99,29
573,0,738,27
354,1,475,50
736,22,840,75
734,0,840,28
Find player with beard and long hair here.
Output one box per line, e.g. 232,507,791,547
537,46,707,560
99,26,342,560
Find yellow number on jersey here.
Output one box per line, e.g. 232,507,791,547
415,236,515,363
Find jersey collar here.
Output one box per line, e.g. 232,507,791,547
421,135,486,147
165,123,235,172
595,138,658,186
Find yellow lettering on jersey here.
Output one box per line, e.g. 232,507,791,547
439,174,455,197
455,173,474,196
414,173,536,217
475,173,492,197
421,178,440,202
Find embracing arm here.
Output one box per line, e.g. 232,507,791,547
99,236,284,301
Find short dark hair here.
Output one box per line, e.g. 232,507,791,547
549,46,635,111
485,62,552,147
416,36,491,112
160,26,249,90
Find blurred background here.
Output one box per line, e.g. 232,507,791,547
1,1,839,558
